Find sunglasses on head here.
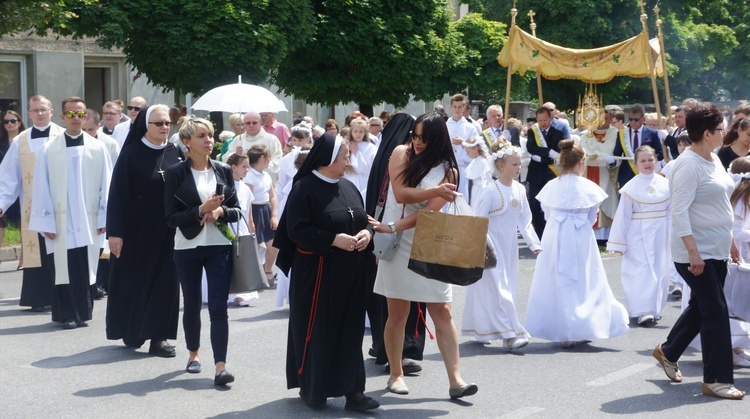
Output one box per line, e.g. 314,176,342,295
2,118,19,124
244,121,260,125
64,110,86,119
127,106,142,112
148,121,172,127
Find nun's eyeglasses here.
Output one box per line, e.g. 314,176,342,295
149,121,172,127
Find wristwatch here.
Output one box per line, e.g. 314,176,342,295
388,221,396,234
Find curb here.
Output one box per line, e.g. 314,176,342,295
0,246,20,262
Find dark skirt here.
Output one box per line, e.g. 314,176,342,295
252,203,275,243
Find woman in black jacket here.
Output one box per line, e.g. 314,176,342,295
164,117,241,386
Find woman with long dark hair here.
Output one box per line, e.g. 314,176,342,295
371,112,478,399
0,110,24,248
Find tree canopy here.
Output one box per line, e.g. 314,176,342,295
2,0,747,110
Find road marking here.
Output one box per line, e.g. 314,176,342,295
502,407,545,418
586,362,653,386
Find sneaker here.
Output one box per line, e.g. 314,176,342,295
637,314,656,326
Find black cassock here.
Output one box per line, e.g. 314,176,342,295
285,174,372,406
105,140,182,347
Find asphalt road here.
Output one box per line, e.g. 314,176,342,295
1,255,750,418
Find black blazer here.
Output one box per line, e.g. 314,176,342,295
525,125,564,185
164,158,241,240
612,125,664,187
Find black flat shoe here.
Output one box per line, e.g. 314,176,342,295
76,321,88,328
186,360,201,374
214,370,235,386
149,342,176,358
62,321,77,330
30,306,45,312
345,395,380,412
385,359,422,375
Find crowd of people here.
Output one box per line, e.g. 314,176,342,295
2,92,750,411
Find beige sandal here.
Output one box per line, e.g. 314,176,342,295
702,382,745,400
652,344,683,383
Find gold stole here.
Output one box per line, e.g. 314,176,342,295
18,132,42,268
531,124,560,176
618,129,639,175
47,133,105,285
482,129,495,150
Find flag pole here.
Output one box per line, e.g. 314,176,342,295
528,9,543,106
503,0,518,130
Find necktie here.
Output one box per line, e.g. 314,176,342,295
542,130,547,138
632,129,639,149
495,128,502,138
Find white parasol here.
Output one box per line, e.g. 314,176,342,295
191,76,288,114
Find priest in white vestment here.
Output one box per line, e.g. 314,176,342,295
580,123,619,241
221,112,282,182
29,97,112,330
0,95,61,310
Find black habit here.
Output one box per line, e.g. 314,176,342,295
282,173,372,407
105,138,182,347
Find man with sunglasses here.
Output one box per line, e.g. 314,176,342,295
610,104,664,188
0,95,62,312
222,111,282,182
111,96,148,149
29,96,112,330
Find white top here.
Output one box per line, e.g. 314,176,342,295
174,168,229,250
111,120,130,149
733,199,750,262
446,117,479,169
668,149,734,263
230,180,255,237
244,167,272,203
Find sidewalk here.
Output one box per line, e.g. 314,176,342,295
0,245,20,262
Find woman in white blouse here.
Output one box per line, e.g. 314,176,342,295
654,105,744,400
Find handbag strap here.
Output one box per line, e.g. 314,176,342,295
228,211,251,238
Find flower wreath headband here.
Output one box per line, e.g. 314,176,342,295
489,143,522,163
291,122,313,137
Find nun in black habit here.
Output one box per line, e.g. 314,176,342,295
275,134,379,412
363,113,429,370
105,105,183,356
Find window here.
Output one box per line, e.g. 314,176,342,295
0,56,26,121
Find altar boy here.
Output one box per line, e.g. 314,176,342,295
30,97,112,330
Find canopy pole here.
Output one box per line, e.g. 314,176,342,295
503,1,518,130
654,6,673,128
528,10,543,106
639,1,666,162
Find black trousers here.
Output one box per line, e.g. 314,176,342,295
48,246,94,324
174,245,232,364
662,259,733,383
528,182,546,239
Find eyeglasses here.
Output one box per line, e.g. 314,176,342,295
64,110,87,119
412,133,424,142
148,121,172,127
29,108,50,114
2,118,19,124
127,106,142,112
629,117,641,122
102,111,119,116
244,121,260,125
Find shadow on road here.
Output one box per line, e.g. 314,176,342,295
32,345,153,369
600,379,719,414
73,370,216,397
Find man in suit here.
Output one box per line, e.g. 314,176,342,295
610,104,664,188
526,106,564,238
662,105,688,160
481,105,520,148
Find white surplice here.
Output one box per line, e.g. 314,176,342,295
462,180,541,341
606,173,670,318
580,127,619,240
526,174,629,342
29,132,111,285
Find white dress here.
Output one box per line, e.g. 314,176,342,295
606,173,670,318
464,156,491,211
525,174,629,342
343,141,376,200
373,163,452,302
462,180,541,341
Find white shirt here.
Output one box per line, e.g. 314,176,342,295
668,149,734,263
244,167,272,203
446,117,479,169
111,120,131,149
174,168,230,250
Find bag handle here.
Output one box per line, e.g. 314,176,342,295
228,212,252,238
